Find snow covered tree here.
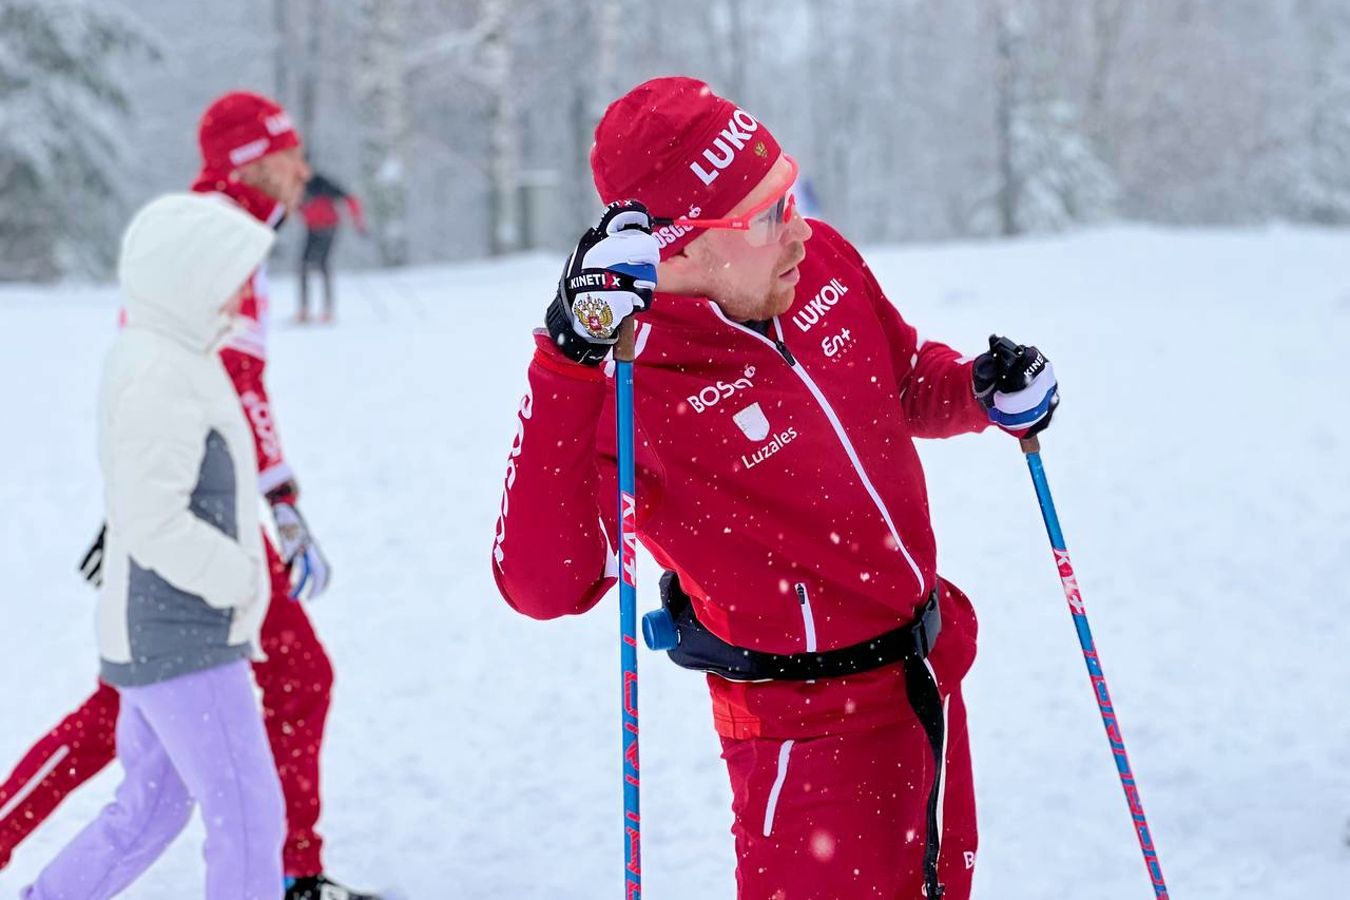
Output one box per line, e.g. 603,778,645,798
16,0,1343,271
481,0,521,256
272,0,291,112
0,0,156,280
356,0,411,266
1084,0,1131,145
987,0,1118,235
1292,0,1350,223
1009,98,1119,231
408,0,558,256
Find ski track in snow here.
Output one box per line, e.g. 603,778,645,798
1,225,1347,898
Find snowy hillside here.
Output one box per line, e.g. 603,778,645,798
1,225,1348,898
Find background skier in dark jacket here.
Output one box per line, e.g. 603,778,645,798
298,171,366,323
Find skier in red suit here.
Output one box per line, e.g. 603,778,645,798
0,91,374,900
297,171,366,323
491,77,1061,899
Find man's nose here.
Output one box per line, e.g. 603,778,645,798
784,210,812,243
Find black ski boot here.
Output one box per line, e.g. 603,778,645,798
284,875,382,900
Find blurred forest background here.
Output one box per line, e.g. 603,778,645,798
1,0,1347,280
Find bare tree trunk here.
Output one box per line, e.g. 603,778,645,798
273,0,291,106
993,2,1020,236
564,0,619,229
299,0,324,148
725,0,748,102
595,0,619,109
1087,0,1129,152
483,0,520,256
357,0,410,265
807,1,859,229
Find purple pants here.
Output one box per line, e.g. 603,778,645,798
23,659,284,899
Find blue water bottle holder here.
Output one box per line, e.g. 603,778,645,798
641,607,679,651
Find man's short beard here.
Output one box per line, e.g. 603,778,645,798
762,281,795,318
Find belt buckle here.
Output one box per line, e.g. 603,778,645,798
911,587,942,658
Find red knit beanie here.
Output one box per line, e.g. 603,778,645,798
591,77,781,258
198,91,301,174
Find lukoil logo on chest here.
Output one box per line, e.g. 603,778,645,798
791,277,850,333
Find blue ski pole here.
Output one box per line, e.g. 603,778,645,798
1019,435,1169,898
615,319,641,899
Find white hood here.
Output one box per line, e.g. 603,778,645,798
118,193,276,353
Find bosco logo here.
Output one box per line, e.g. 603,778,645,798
687,365,756,413
492,387,534,567
654,205,704,249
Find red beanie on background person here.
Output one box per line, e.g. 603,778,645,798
590,76,782,259
198,91,301,175
193,91,303,226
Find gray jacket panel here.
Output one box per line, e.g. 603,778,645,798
101,430,251,687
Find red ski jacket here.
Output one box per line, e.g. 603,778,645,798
299,172,365,232
493,221,990,739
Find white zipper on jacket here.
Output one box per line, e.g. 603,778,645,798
794,583,818,652
707,302,926,595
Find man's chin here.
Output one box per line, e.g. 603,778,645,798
759,287,796,321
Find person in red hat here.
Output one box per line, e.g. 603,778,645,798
0,91,377,900
492,77,1060,898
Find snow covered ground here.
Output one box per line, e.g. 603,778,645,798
1,225,1348,898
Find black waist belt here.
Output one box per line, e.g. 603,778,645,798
658,571,942,683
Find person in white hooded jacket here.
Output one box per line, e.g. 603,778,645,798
24,193,286,900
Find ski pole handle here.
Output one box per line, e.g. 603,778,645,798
1018,437,1170,898
615,317,637,363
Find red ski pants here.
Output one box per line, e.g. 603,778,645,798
0,540,334,878
720,688,977,899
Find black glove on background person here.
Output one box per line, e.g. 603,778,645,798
972,335,1059,439
546,201,660,366
78,524,106,587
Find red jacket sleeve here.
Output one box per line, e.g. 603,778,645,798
824,223,989,439
219,347,295,496
491,331,619,620
345,196,367,233
882,309,990,439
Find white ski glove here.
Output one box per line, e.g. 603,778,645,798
270,493,332,601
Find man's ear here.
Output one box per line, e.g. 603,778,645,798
232,159,259,186
656,245,705,295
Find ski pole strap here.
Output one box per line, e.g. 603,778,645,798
900,650,947,899
657,571,942,682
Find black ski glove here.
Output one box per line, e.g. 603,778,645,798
972,335,1059,438
545,201,659,365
